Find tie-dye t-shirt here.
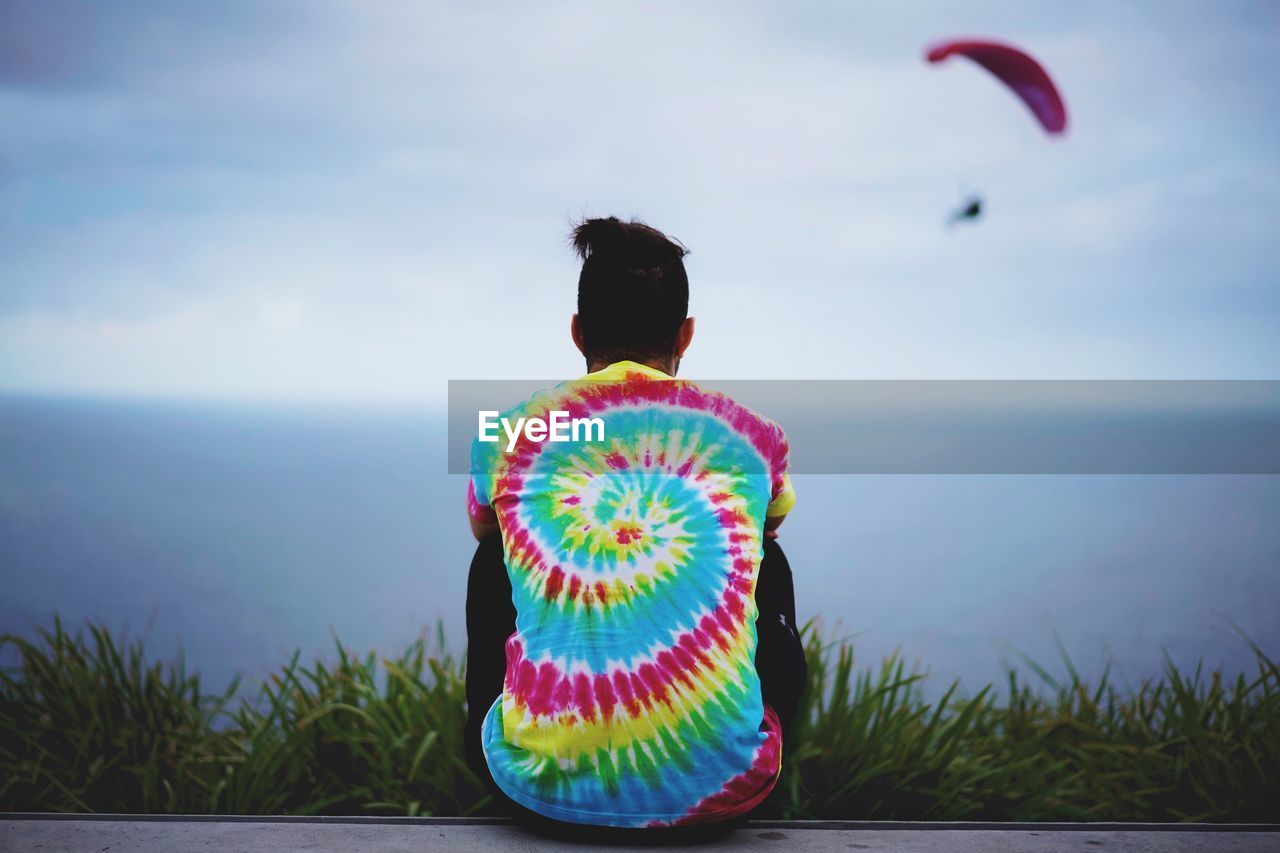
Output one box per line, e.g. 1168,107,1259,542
467,360,796,827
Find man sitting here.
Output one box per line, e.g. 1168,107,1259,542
463,216,806,836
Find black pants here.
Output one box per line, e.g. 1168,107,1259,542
464,534,807,834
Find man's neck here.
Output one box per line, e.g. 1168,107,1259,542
585,355,679,377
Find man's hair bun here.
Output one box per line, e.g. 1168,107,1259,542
571,216,629,262
571,216,688,269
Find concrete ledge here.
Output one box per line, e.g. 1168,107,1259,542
2,813,1277,852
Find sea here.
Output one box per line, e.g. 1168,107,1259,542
2,394,1277,703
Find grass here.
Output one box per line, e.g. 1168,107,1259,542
2,613,1277,821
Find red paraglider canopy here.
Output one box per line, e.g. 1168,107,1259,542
926,38,1068,135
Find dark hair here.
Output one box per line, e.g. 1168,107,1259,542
571,216,689,363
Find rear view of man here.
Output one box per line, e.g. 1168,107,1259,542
463,216,806,834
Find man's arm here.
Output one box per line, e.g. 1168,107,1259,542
466,472,500,541
469,512,500,542
764,428,796,539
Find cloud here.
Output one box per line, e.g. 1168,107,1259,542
1,1,1278,399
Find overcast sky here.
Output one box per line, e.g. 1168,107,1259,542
2,1,1278,402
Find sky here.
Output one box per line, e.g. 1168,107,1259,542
2,0,1278,402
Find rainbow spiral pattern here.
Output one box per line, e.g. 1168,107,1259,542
469,362,794,827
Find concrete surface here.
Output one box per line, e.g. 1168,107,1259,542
2,814,1277,852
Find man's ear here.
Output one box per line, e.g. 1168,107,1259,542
571,314,587,357
674,316,695,357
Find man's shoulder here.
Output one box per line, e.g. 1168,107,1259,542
484,379,578,424
468,381,572,463
681,379,789,443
